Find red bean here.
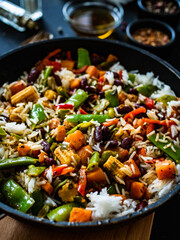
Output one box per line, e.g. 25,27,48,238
102,126,111,141
41,141,51,153
27,69,40,83
115,106,133,114
94,126,103,142
114,79,123,86
107,140,118,148
121,137,133,149
128,88,138,95
45,157,55,166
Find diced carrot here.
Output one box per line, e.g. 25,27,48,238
103,118,119,127
106,54,118,62
124,107,146,121
41,181,54,195
10,81,26,95
61,166,74,175
124,159,141,179
146,123,154,135
155,160,176,180
86,65,99,78
118,91,127,103
17,144,30,156
142,118,175,127
110,194,126,202
56,125,66,142
74,65,88,74
79,108,88,114
125,178,134,190
138,148,146,156
70,79,81,89
130,182,146,200
77,145,93,165
69,207,92,222
99,71,106,77
39,151,47,163
87,167,107,184
49,118,60,130
65,130,86,150
61,60,75,71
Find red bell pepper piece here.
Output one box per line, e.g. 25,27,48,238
61,167,74,175
52,165,68,177
124,107,146,121
144,97,156,109
103,118,119,127
143,118,175,127
67,51,72,61
55,103,74,110
74,65,88,74
48,61,61,72
78,166,87,196
119,70,123,79
46,49,61,60
79,108,88,114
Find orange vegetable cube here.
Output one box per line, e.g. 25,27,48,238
106,54,118,62
65,130,86,150
124,159,141,179
70,79,81,89
155,160,175,180
87,167,106,184
130,182,146,200
86,65,99,78
69,208,92,222
49,118,60,130
77,145,93,165
61,60,75,71
41,181,54,195
56,125,66,142
39,151,47,163
17,144,30,156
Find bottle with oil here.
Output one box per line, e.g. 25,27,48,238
63,1,124,39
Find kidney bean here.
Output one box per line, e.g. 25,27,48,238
121,137,133,149
99,91,105,98
102,126,111,141
139,166,147,176
91,54,105,65
135,113,147,119
53,74,61,86
80,77,88,90
45,157,55,166
115,106,133,114
27,69,40,83
41,141,51,153
31,150,41,158
114,79,123,86
113,72,119,79
85,86,97,94
107,140,118,148
128,88,138,95
40,128,46,139
94,126,103,142
135,201,148,211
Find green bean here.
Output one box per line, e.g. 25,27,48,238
66,114,110,124
87,152,100,171
27,165,46,177
0,157,37,170
65,89,88,109
77,48,91,69
38,205,50,218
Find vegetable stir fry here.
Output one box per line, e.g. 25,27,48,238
0,48,180,223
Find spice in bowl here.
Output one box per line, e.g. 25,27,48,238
132,27,170,46
145,0,178,14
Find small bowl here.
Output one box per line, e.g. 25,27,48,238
137,0,180,26
62,0,124,37
126,19,176,55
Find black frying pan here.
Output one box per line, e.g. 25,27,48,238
0,37,179,228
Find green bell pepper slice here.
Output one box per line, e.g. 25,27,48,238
65,89,88,109
77,48,91,69
148,133,180,163
156,95,177,107
47,203,80,221
27,165,46,177
128,73,136,83
0,157,37,170
1,179,35,213
105,89,119,107
30,103,47,129
137,84,157,97
30,189,44,215
0,126,7,137
67,121,93,135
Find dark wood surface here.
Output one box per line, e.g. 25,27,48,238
0,1,179,239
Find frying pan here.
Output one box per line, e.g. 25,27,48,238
0,37,179,228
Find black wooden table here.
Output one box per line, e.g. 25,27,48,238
0,1,179,239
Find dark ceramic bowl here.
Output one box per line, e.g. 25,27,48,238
126,19,176,55
0,38,180,228
137,0,180,26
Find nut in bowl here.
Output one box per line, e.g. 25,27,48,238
62,0,124,39
137,0,180,26
126,19,176,55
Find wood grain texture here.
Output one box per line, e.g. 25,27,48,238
0,213,154,240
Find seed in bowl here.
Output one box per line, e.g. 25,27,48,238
145,0,178,14
132,27,170,46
